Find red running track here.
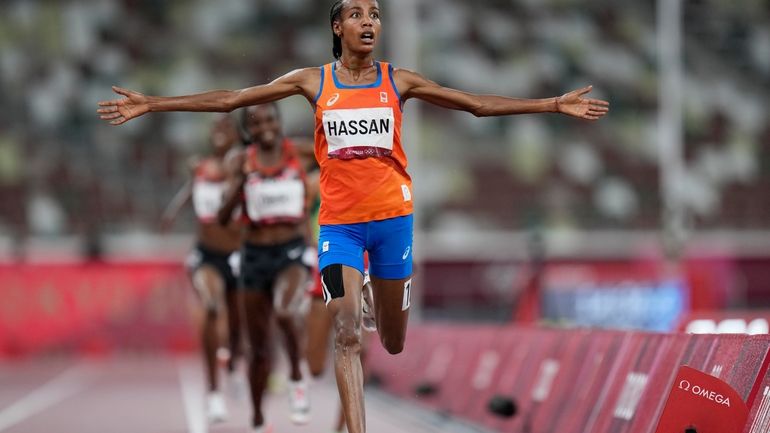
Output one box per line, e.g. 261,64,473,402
0,355,489,433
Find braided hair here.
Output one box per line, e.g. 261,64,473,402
329,0,346,59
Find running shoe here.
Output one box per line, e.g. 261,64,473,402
288,380,310,425
206,392,227,423
362,281,377,332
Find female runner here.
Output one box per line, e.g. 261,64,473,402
160,114,243,423
217,103,314,431
98,2,609,431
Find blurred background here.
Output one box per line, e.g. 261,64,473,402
1,0,769,321
0,0,769,430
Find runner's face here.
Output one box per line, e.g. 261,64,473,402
336,0,381,56
244,106,281,147
210,117,238,154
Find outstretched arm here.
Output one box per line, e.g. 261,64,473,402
395,69,609,120
97,68,321,126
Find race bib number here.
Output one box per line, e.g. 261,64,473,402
323,107,395,159
192,181,225,220
244,177,304,222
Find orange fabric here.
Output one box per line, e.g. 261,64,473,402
314,61,413,225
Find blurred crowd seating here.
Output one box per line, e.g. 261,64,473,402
0,0,767,243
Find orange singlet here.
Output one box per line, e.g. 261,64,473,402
314,61,413,225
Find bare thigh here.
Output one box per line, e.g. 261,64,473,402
191,265,226,312
272,264,309,316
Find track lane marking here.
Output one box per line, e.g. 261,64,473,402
177,358,207,433
0,363,89,432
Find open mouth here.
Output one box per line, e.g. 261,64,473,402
361,31,375,44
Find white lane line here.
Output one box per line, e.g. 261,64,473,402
177,359,207,433
0,364,88,432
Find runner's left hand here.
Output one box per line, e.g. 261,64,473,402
557,85,609,120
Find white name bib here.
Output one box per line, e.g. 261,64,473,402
192,181,226,220
323,107,395,159
244,176,304,222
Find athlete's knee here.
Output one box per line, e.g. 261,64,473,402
248,340,270,363
380,333,405,355
308,357,326,378
274,306,293,322
274,310,297,333
333,314,362,354
335,328,362,355
205,306,219,320
229,324,241,339
194,270,225,314
205,297,225,317
245,327,270,361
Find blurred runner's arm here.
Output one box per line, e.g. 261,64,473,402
395,68,610,120
160,179,193,232
97,68,321,125
217,151,246,227
160,157,199,231
291,137,318,172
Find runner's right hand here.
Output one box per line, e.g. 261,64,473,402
97,86,149,125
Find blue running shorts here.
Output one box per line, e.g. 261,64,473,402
318,214,413,280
